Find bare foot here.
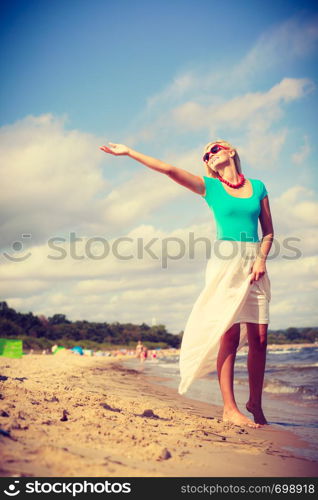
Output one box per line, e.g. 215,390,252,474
223,408,261,428
246,402,268,425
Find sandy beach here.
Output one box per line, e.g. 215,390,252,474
0,352,317,478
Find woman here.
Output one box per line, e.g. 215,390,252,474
99,140,274,429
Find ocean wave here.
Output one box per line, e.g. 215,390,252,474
234,362,247,368
264,379,318,399
266,363,318,371
155,361,179,370
268,349,303,354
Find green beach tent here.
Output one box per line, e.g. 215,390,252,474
53,346,66,355
0,338,23,359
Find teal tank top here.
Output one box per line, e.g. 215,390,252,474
202,176,268,242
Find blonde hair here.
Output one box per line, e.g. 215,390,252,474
202,139,242,178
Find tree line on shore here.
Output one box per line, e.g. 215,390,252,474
0,301,317,352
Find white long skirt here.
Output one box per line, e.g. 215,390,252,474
178,240,271,395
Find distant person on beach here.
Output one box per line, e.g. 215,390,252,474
135,341,143,360
100,140,274,429
140,346,148,363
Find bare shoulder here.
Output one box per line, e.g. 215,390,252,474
199,175,216,197
198,175,216,197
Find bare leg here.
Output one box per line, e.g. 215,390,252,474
217,323,260,428
246,322,269,425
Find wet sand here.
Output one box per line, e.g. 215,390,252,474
0,353,317,477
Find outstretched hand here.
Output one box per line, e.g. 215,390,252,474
99,142,130,156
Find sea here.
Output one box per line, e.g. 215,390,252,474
123,345,318,462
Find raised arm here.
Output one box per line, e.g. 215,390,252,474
99,142,205,196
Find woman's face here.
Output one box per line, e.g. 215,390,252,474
205,143,232,171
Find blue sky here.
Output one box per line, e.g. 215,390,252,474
1,0,317,137
1,0,318,332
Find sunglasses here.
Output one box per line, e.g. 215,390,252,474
203,144,230,162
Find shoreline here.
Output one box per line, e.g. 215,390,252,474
22,342,318,357
0,353,317,477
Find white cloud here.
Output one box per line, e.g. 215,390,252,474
0,113,108,248
0,113,191,257
292,135,311,164
234,15,318,82
141,15,318,115
124,76,314,170
273,185,318,227
240,128,288,170
171,78,314,131
146,73,197,110
124,14,318,147
97,170,181,227
0,279,49,298
168,78,313,169
268,254,318,327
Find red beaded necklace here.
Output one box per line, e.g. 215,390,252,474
216,172,245,188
